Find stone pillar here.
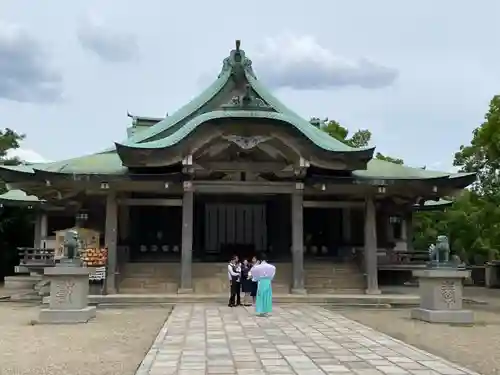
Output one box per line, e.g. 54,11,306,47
179,182,194,293
291,183,306,294
105,192,118,294
411,269,473,324
342,208,351,244
38,266,96,324
364,196,380,294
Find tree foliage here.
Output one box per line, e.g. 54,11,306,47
0,128,32,278
311,117,403,162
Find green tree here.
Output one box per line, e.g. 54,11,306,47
0,128,25,166
374,153,404,165
0,127,32,278
454,95,500,198
312,118,403,163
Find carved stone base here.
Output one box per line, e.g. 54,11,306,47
177,288,193,294
38,266,95,324
38,306,96,324
411,308,473,324
411,268,473,324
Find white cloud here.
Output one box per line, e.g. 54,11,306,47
0,22,62,103
252,34,398,90
7,148,50,163
77,15,139,63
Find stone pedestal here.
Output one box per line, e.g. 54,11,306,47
485,262,500,288
38,266,96,324
411,268,473,324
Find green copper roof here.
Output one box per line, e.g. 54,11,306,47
0,152,473,187
354,159,450,180
414,199,453,211
0,189,43,204
0,41,476,189
117,110,368,152
0,153,124,176
116,41,368,155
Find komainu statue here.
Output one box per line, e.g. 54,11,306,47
63,229,80,261
428,235,450,264
428,235,463,268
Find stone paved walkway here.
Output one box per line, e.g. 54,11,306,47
136,304,478,375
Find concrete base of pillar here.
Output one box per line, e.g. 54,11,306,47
177,288,193,294
291,288,307,295
365,288,381,295
38,306,96,324
410,308,473,324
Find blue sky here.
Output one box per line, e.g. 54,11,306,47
1,0,499,171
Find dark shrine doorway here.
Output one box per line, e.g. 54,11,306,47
193,194,291,262
303,207,342,258
128,205,182,262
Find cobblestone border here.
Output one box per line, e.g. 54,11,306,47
134,307,174,375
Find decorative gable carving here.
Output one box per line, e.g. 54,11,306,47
222,135,271,150
221,84,273,111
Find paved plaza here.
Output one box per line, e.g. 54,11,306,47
135,304,477,375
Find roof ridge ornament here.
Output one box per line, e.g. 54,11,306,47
221,84,272,111
219,39,256,79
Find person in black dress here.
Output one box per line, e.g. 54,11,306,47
240,259,252,306
250,255,259,305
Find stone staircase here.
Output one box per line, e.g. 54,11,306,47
119,261,364,294
304,261,365,294
119,263,180,294
119,262,292,294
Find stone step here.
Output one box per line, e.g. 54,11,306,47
307,289,365,294
82,293,420,307
119,261,364,294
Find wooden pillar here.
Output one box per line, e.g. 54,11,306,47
105,192,118,294
118,205,130,242
342,208,351,244
400,216,408,241
386,215,394,242
405,212,414,251
33,214,42,248
364,196,380,294
179,182,194,293
291,183,306,294
33,212,48,248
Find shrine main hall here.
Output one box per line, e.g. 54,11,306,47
0,41,474,295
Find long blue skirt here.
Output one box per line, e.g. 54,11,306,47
255,278,273,314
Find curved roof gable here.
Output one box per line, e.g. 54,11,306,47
116,40,372,157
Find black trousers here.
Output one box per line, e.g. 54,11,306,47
229,280,241,306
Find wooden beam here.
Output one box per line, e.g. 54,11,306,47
303,201,364,208
197,161,288,173
192,181,295,194
117,198,182,207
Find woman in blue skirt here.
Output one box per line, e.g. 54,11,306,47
250,254,276,316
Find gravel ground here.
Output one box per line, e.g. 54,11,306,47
0,302,170,375
339,307,500,375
